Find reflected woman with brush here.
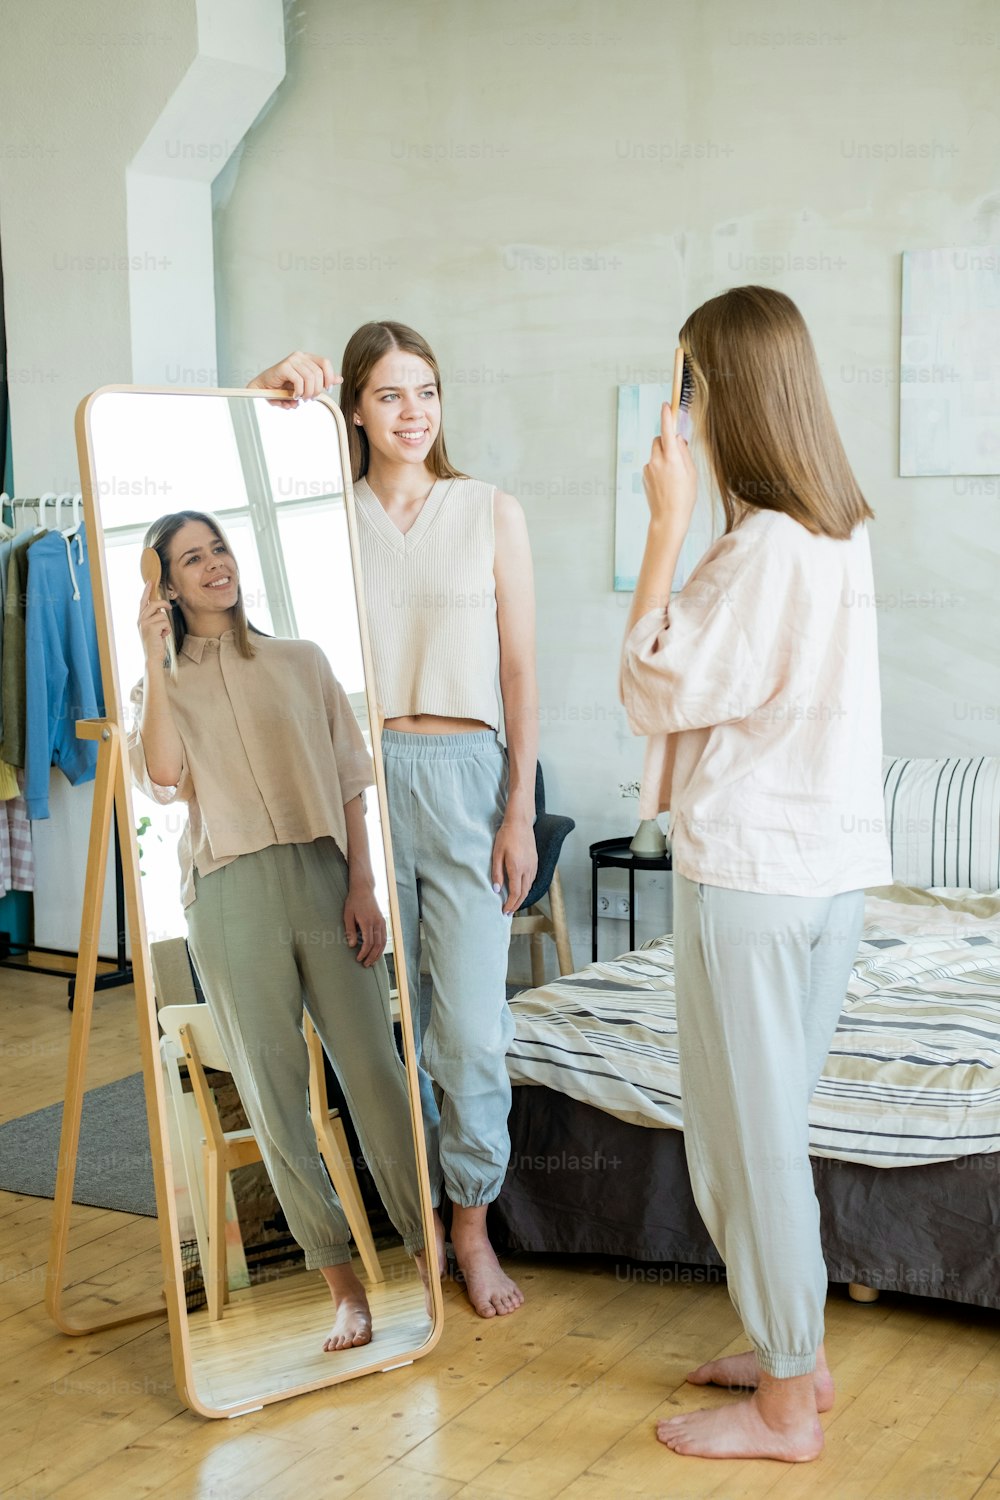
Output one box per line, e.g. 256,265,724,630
129,509,428,1352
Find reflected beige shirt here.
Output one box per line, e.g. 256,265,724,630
128,632,374,908
619,508,892,897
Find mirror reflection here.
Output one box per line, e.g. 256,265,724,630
84,391,435,1413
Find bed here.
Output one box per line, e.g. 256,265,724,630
491,755,1000,1310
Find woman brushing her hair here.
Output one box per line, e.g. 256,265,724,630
250,326,538,1320
130,509,427,1351
620,287,891,1463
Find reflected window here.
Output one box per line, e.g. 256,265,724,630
100,397,388,941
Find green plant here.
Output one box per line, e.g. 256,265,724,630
135,814,162,876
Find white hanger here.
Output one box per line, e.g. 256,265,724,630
53,492,83,584
13,498,39,534
60,491,82,532
62,492,85,561
71,494,84,563
36,492,57,534
60,531,82,600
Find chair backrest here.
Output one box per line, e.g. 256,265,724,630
158,1002,233,1074
883,756,1000,891
149,935,204,1011
535,760,546,816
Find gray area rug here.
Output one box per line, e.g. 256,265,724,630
0,980,531,1223
0,1072,156,1217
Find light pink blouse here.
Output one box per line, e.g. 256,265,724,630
619,507,892,897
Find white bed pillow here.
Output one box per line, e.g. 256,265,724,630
882,756,1000,892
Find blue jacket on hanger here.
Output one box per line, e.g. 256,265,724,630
24,525,104,819
0,535,13,744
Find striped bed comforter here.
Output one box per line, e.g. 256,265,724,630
506,885,1000,1169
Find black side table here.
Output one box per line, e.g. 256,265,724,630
590,836,672,961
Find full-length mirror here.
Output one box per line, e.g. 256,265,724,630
73,388,441,1417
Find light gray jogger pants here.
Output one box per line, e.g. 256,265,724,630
672,872,865,1377
186,837,425,1270
382,729,514,1210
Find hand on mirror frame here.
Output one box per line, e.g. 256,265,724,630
137,578,173,664
247,351,342,409
342,886,388,966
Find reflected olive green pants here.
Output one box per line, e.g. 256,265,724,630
186,837,424,1269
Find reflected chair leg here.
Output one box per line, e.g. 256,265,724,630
529,926,546,988
305,1013,383,1283
549,869,575,976
204,1145,227,1321
319,1115,384,1285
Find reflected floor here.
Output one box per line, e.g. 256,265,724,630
186,1245,432,1412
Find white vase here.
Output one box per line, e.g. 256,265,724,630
629,818,666,858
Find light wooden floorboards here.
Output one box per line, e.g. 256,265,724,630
1,964,998,1498
186,1249,431,1410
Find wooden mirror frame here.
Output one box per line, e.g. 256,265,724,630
45,385,444,1418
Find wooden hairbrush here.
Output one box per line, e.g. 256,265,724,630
140,546,176,671
670,347,695,434
140,547,162,594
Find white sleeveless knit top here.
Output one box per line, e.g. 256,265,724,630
353,475,500,728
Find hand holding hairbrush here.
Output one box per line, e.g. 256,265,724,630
642,349,699,533
138,547,175,668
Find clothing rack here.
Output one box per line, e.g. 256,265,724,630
0,492,132,1003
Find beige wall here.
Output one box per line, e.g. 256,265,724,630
213,0,1000,955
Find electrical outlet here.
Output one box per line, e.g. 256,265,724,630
598,887,633,919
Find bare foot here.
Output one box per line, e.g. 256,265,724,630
319,1264,373,1352
451,1206,524,1318
657,1391,824,1462
687,1348,835,1412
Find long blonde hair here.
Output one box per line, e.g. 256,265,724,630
339,320,466,483
679,286,873,538
143,510,259,672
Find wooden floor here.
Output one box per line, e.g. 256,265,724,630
186,1249,432,1411
2,964,999,1499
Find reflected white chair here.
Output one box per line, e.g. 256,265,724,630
153,947,383,1321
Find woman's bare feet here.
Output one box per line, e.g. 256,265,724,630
686,1344,835,1413
319,1263,373,1352
451,1203,524,1318
657,1390,824,1462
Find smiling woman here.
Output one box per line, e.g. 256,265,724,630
250,325,540,1320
